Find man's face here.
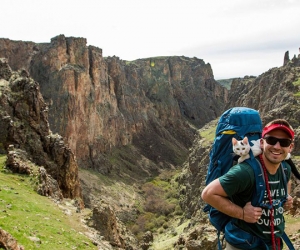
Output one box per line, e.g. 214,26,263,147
260,129,294,165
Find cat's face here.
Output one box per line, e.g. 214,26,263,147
232,137,250,156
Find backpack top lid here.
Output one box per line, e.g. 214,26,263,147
216,107,262,137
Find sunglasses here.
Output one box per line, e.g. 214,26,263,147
263,136,292,147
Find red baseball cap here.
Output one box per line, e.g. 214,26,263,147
262,123,294,139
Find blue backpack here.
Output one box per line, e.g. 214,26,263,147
203,107,294,250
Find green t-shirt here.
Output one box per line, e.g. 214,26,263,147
219,162,291,249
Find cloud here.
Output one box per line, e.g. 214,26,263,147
1,0,299,79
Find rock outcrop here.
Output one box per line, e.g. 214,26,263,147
0,58,82,201
88,202,137,249
284,51,290,66
0,228,24,250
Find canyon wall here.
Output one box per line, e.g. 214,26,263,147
0,35,227,176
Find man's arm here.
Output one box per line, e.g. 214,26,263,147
201,178,262,223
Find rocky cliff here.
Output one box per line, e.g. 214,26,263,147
226,55,300,126
0,35,227,179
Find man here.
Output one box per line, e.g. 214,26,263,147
201,119,294,250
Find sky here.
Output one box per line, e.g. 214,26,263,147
1,0,300,79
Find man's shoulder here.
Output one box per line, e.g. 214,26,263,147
220,162,256,192
232,162,255,172
228,162,256,179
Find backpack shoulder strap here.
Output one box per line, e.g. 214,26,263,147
282,231,295,250
244,151,265,206
281,161,288,189
279,161,290,204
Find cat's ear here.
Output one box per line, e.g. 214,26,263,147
232,137,237,145
243,137,248,144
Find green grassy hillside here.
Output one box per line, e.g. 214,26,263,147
0,155,97,250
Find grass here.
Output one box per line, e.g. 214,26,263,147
151,219,190,250
199,121,217,146
292,78,300,86
216,79,233,90
282,214,300,249
292,78,300,97
131,170,186,246
0,154,97,250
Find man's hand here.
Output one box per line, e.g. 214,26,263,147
243,202,263,223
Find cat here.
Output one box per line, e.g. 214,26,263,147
232,137,262,163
